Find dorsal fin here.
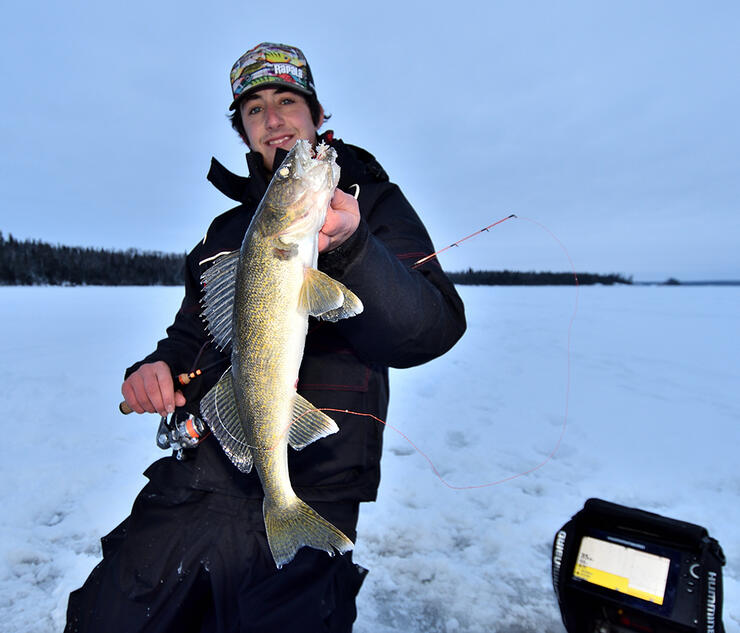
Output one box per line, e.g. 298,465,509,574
200,250,240,351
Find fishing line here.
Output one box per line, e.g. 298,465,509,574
251,215,578,489
300,215,580,489
118,215,578,490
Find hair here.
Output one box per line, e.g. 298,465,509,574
229,87,330,146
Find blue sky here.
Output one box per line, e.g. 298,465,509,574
2,0,738,280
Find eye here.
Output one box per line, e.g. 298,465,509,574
247,104,262,116
280,97,296,106
278,165,291,178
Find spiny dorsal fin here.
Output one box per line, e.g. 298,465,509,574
200,250,240,351
199,368,253,473
288,393,340,450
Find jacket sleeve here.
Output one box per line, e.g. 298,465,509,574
318,182,466,368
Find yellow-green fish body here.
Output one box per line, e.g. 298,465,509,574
200,140,363,567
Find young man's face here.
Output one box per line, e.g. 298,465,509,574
239,87,323,171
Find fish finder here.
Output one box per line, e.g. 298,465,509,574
552,498,726,633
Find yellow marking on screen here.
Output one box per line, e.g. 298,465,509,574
574,564,665,605
573,536,670,606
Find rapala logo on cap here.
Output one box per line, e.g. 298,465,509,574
272,63,303,78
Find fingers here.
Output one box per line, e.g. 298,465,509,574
319,189,360,253
329,188,357,212
175,390,187,408
121,361,178,416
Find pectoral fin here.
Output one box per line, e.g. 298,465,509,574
288,393,340,450
319,285,363,322
299,268,364,322
200,368,253,473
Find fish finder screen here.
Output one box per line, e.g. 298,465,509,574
573,536,671,605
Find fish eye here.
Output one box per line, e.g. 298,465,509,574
278,165,291,178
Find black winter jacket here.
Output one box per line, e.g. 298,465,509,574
127,134,466,503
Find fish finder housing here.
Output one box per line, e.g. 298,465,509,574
552,498,726,633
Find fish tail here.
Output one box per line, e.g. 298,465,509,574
264,497,354,569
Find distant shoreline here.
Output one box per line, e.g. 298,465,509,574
634,280,740,287
1,232,737,287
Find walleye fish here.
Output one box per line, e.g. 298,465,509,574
199,139,363,568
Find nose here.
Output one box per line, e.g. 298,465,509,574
264,104,284,130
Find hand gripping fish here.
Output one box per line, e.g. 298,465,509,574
198,139,363,568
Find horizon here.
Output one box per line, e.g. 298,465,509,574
2,229,738,285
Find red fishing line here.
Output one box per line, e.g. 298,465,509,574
275,215,580,489
411,214,517,269
139,215,578,489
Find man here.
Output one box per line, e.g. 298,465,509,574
66,42,466,632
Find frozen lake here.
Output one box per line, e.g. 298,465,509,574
1,285,738,632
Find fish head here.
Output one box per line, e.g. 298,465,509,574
258,139,340,241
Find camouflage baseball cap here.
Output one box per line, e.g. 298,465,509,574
229,42,316,110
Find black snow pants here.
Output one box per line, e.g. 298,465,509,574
64,477,367,633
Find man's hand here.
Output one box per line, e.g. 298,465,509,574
121,361,186,416
319,188,360,253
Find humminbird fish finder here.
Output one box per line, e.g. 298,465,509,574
552,499,726,633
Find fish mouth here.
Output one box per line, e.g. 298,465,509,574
288,145,339,201
271,140,339,240
290,140,338,177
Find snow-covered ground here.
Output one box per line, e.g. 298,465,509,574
1,285,738,632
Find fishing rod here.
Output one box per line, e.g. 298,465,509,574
118,357,227,415
114,213,577,488
119,213,517,416
412,213,516,268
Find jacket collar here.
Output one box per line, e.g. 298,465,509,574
206,132,387,204
206,148,286,204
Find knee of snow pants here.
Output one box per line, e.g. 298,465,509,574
64,481,367,633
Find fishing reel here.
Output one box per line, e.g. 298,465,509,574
156,411,207,460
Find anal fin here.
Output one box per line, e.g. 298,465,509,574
288,393,339,450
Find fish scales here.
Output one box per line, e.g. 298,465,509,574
199,139,363,568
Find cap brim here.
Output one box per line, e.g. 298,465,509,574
229,80,314,111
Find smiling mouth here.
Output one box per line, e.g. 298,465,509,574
266,135,293,146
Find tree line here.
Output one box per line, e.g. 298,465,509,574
1,232,632,287
446,269,632,285
0,232,185,286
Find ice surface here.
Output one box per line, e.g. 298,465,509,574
0,285,738,632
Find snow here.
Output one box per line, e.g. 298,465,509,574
1,285,738,632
